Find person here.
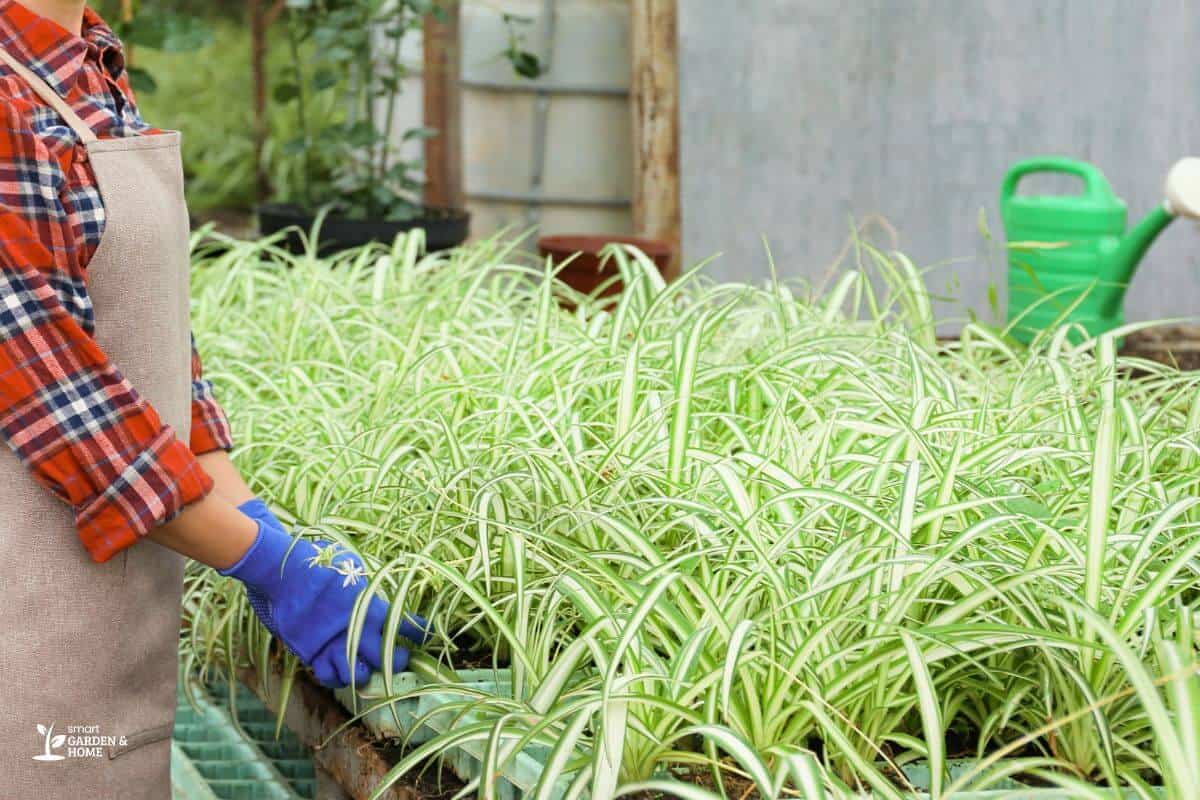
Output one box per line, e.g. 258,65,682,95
0,2,426,796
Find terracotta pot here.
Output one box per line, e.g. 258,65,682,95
537,234,673,298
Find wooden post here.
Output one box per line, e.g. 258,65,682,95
250,0,268,203
245,0,287,204
249,1,286,203
423,2,465,210
630,0,681,277
120,0,135,63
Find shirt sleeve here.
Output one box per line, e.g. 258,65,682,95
190,333,234,454
0,102,212,563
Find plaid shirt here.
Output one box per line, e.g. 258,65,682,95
0,1,233,562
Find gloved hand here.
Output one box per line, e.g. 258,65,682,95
221,498,431,688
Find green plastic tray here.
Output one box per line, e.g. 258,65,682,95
172,679,315,800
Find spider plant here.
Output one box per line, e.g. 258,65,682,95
184,227,1200,799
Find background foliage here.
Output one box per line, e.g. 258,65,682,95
89,3,267,211
90,1,537,218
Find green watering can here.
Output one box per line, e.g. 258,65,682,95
1000,156,1200,342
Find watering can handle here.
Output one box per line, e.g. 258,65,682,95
1000,157,1114,203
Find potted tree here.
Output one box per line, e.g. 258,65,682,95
256,0,468,253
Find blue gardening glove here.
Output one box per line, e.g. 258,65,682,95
222,498,431,689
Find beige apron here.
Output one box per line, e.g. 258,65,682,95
0,47,193,799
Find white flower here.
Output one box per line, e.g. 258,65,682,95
302,543,369,586
334,558,367,588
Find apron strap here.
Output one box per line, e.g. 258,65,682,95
0,47,98,145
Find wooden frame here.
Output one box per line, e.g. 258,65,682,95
423,1,465,210
630,0,681,276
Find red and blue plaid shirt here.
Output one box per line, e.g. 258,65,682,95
0,0,233,561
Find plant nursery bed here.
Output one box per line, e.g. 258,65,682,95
333,668,1164,800
187,236,1200,800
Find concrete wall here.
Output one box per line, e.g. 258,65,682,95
460,0,631,238
678,1,1200,325
381,0,632,240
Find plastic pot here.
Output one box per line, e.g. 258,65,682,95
257,203,470,256
537,234,673,299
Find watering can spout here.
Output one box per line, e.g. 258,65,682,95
1100,205,1173,317
1100,157,1200,317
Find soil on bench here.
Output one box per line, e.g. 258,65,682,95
1121,325,1200,372
375,741,469,800
622,764,762,800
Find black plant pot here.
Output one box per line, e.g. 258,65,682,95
257,203,470,255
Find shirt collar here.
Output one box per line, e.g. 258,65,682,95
0,1,125,98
